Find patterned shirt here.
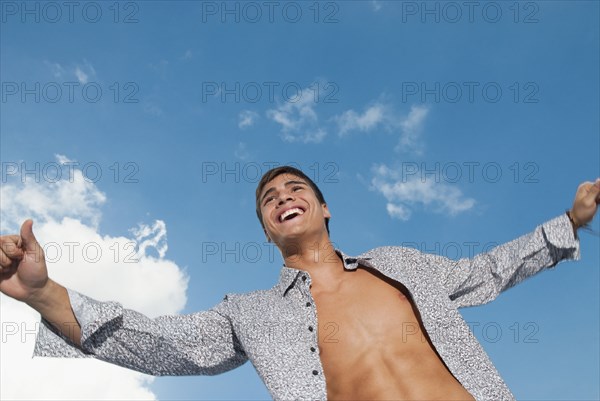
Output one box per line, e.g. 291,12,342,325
34,213,580,401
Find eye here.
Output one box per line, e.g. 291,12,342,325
292,186,303,192
264,196,275,205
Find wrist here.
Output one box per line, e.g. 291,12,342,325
566,210,582,239
25,278,58,309
566,210,580,229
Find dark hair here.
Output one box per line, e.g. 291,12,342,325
255,166,330,235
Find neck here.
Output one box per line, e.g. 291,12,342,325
278,234,344,279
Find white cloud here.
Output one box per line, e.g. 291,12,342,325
280,128,326,144
131,220,168,259
74,67,89,84
386,202,411,220
43,60,96,84
371,1,383,11
333,102,428,155
238,110,259,129
266,88,327,143
0,159,106,231
263,91,427,148
55,154,75,165
1,297,157,400
335,103,387,136
396,105,428,154
44,61,65,79
74,60,96,84
0,155,189,400
183,50,193,60
371,164,475,220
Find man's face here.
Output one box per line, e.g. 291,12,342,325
259,173,331,245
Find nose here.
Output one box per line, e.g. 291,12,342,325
277,190,295,206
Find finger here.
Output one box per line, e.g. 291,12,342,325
0,236,24,258
0,249,18,268
582,179,600,204
592,178,600,203
575,182,591,200
19,219,41,253
0,265,18,279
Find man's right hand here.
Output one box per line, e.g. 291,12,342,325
0,219,49,304
0,219,82,345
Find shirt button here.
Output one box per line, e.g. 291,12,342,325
310,347,316,352
305,302,311,307
308,326,314,332
312,370,319,375
302,275,307,281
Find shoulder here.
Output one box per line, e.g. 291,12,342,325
222,288,273,302
357,246,437,276
212,287,287,329
217,288,279,311
358,245,426,260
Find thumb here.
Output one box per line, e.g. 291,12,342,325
592,178,600,202
20,219,41,252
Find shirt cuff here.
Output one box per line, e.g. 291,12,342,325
33,288,121,357
33,288,90,358
66,288,123,352
542,213,581,261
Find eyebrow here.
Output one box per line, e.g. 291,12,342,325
261,180,307,203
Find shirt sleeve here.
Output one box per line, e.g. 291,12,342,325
434,213,580,308
33,289,248,376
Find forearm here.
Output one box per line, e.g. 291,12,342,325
33,289,248,376
443,213,580,307
26,279,81,346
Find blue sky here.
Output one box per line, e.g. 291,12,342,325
1,1,599,400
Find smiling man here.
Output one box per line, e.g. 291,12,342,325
1,166,599,401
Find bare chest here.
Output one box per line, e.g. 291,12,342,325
311,266,423,353
309,266,474,400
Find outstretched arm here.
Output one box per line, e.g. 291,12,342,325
0,220,248,376
34,289,248,376
435,178,600,308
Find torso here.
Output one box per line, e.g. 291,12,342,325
310,264,476,401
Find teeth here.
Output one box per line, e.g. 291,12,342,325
280,208,304,222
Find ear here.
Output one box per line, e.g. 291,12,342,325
321,203,331,219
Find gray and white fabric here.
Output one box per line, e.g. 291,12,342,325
34,213,580,401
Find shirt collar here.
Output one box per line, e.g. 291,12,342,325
275,249,360,297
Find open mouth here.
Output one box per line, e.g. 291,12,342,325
279,207,305,223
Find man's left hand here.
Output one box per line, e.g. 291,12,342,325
569,178,600,229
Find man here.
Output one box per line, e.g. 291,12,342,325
1,166,599,400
